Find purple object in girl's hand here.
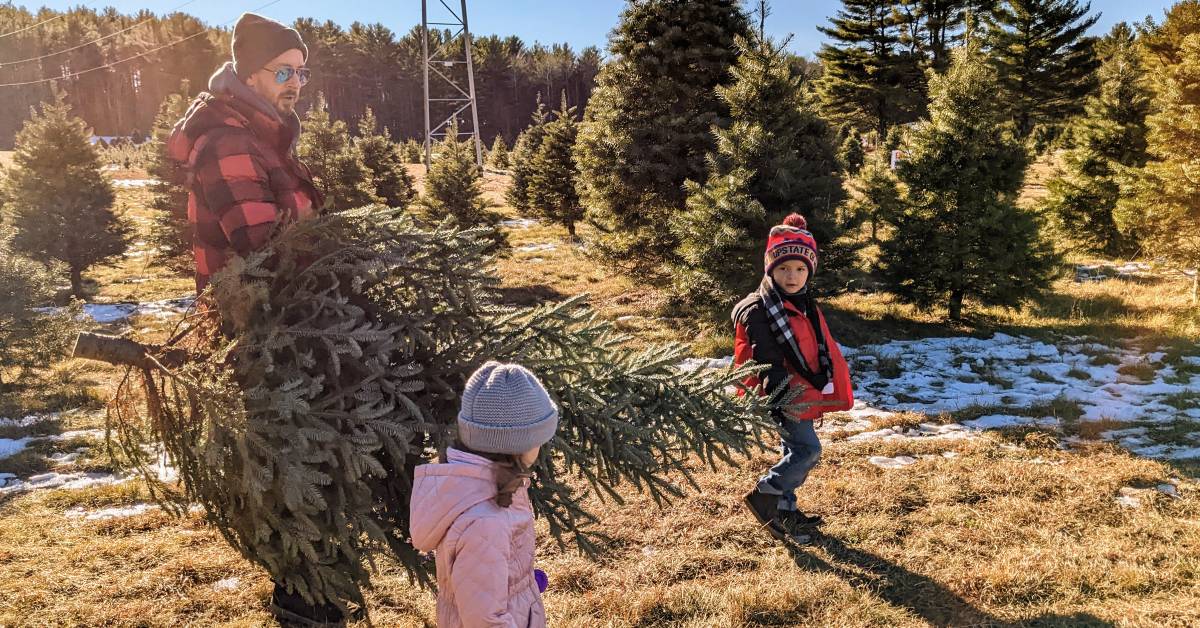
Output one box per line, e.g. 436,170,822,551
534,568,548,593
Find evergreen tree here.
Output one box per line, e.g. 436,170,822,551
847,155,903,242
673,33,847,311
816,0,926,137
884,124,906,153
880,41,1057,320
506,98,549,214
99,205,775,612
986,0,1101,137
147,82,194,272
487,135,510,170
526,95,584,237
1117,4,1200,282
839,132,866,174
401,139,424,164
297,94,381,211
423,124,493,227
355,107,416,209
575,0,750,273
0,225,78,392
1042,23,1150,255
1,95,130,297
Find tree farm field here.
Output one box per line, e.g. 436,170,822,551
0,161,1197,628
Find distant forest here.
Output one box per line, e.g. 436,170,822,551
0,5,605,148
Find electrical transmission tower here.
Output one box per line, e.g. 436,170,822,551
422,0,483,170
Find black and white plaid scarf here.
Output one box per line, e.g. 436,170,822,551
758,275,835,394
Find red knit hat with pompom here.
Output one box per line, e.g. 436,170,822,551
764,213,818,276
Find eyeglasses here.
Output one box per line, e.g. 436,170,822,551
265,66,311,86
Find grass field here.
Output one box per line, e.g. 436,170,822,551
0,162,1197,626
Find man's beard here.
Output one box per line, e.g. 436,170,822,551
276,91,299,114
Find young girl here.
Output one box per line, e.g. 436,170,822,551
733,213,854,540
410,361,557,627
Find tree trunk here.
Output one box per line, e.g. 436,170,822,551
948,289,964,321
72,332,190,369
566,220,576,239
70,265,84,299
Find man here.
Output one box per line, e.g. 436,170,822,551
168,12,323,294
167,13,340,627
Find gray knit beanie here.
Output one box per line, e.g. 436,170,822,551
457,362,559,455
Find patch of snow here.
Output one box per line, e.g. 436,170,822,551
156,452,178,483
40,296,196,324
0,471,130,494
0,472,17,488
212,577,241,592
46,429,105,442
847,422,975,443
499,218,538,228
1158,483,1180,498
1115,494,1142,508
849,332,1200,461
111,178,159,188
963,414,1058,430
0,414,56,428
48,451,82,465
677,356,733,373
516,243,557,253
869,455,917,469
65,502,159,521
0,437,32,459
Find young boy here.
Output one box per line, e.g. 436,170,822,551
733,213,853,540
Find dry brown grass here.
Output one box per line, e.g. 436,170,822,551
2,167,1198,626
2,424,1195,627
85,184,194,303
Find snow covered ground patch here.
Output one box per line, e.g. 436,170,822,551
0,471,130,494
500,218,539,229
38,296,196,324
677,356,733,373
65,502,159,521
685,331,1200,463
516,243,557,253
110,178,159,188
869,455,917,469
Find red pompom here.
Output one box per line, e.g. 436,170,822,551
782,213,807,230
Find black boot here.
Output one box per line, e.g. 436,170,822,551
743,488,788,541
269,583,347,628
779,509,823,530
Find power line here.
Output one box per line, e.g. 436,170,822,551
0,13,64,40
0,0,284,89
0,0,202,68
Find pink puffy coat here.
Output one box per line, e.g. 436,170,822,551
410,448,547,628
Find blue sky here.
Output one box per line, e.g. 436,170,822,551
22,0,1180,57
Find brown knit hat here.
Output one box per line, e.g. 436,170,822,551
232,13,308,78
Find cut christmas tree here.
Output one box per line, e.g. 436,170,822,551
78,206,783,614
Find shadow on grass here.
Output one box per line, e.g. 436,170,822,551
788,533,1116,627
820,302,974,347
494,284,567,306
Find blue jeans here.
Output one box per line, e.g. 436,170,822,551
756,419,821,512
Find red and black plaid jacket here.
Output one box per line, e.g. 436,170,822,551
167,87,323,292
